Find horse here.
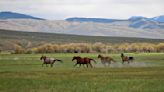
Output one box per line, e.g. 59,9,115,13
72,56,96,68
121,53,134,64
40,55,62,67
98,54,116,66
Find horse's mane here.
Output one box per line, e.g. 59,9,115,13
98,54,108,58
98,54,103,58
74,56,81,58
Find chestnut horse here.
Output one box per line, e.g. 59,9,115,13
40,56,62,67
98,54,116,66
121,53,134,64
72,56,96,68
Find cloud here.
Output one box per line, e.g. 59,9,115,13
0,0,163,19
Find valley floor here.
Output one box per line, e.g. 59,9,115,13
0,53,164,92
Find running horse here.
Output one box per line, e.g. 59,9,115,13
98,54,116,66
72,56,96,68
40,55,63,67
121,53,134,64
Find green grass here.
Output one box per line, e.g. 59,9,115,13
0,53,164,92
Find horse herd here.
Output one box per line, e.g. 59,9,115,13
40,53,134,68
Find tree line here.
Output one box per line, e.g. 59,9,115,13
12,42,164,54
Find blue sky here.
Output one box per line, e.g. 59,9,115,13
0,0,163,19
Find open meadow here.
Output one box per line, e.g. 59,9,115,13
1,1,164,92
0,53,164,92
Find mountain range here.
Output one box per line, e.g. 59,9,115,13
0,11,44,20
0,11,164,39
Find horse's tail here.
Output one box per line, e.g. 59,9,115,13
90,59,97,64
129,57,134,61
54,59,63,63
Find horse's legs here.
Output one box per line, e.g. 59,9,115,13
42,63,44,67
79,64,82,67
86,64,88,68
74,63,78,67
103,63,106,67
83,64,85,68
89,63,93,68
102,61,106,67
122,61,124,64
108,61,111,67
128,61,130,64
107,63,110,67
51,64,53,67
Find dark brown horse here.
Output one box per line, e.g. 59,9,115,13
40,56,62,67
121,53,134,64
98,54,116,66
72,56,96,68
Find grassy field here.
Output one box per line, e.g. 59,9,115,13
0,53,164,92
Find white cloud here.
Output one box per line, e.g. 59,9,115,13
0,0,163,19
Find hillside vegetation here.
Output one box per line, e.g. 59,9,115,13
0,29,164,53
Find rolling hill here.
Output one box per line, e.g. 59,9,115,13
1,29,164,43
0,19,164,39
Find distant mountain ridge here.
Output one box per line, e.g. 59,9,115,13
0,11,44,20
152,15,164,23
66,17,124,23
66,16,164,23
66,16,164,29
0,11,164,39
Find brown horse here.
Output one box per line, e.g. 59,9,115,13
40,56,62,67
72,56,96,68
98,54,116,66
121,53,134,64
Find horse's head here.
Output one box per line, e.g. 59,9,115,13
121,53,124,57
72,56,80,61
40,55,46,60
98,54,102,58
